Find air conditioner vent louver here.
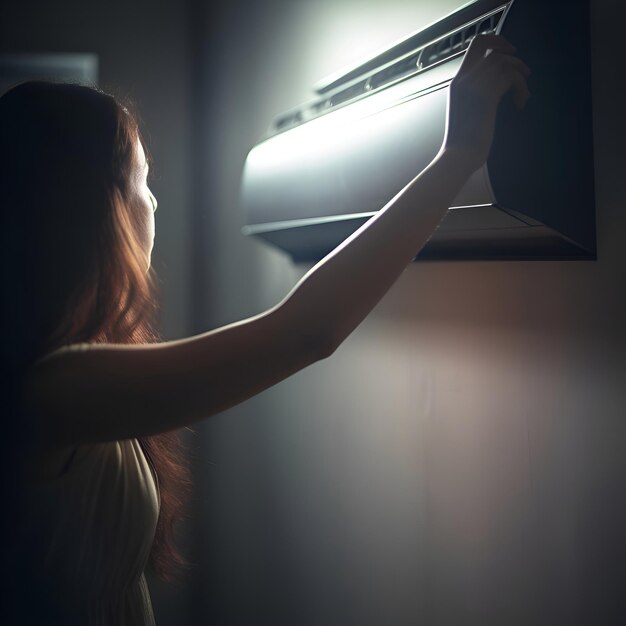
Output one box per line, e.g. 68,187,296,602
420,7,506,70
270,6,508,133
322,52,422,112
368,53,421,91
329,80,370,107
275,111,303,132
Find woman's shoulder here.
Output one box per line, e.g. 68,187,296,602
22,344,94,483
34,342,92,365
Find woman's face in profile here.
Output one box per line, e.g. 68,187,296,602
132,138,158,268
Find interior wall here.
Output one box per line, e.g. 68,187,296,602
191,1,626,625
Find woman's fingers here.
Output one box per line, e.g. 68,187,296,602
459,33,516,74
443,33,531,170
509,69,531,109
476,52,531,80
491,68,530,109
473,52,531,109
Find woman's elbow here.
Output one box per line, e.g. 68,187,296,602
300,327,337,361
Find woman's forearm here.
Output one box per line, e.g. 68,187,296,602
277,35,530,354
279,147,476,352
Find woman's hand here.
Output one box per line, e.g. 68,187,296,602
442,33,531,173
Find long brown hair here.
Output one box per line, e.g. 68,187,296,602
0,81,192,585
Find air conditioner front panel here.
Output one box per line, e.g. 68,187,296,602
242,56,495,228
241,0,596,262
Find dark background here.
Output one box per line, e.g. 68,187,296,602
2,1,625,624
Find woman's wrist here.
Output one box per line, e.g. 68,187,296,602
435,144,482,178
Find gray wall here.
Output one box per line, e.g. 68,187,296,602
191,1,626,625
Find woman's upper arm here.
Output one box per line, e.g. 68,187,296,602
22,302,331,446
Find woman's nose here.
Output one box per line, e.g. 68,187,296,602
148,189,158,213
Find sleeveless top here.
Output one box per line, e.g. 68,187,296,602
20,438,161,625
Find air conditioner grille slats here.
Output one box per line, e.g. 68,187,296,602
369,53,421,90
270,5,507,134
275,111,303,132
270,5,508,135
420,7,505,70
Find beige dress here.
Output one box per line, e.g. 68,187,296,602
21,438,161,625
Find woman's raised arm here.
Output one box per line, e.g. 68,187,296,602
23,35,529,447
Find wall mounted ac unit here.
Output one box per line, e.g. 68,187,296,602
240,0,595,262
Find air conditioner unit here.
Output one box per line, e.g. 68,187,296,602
240,0,595,262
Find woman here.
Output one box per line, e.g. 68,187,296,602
1,34,529,625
